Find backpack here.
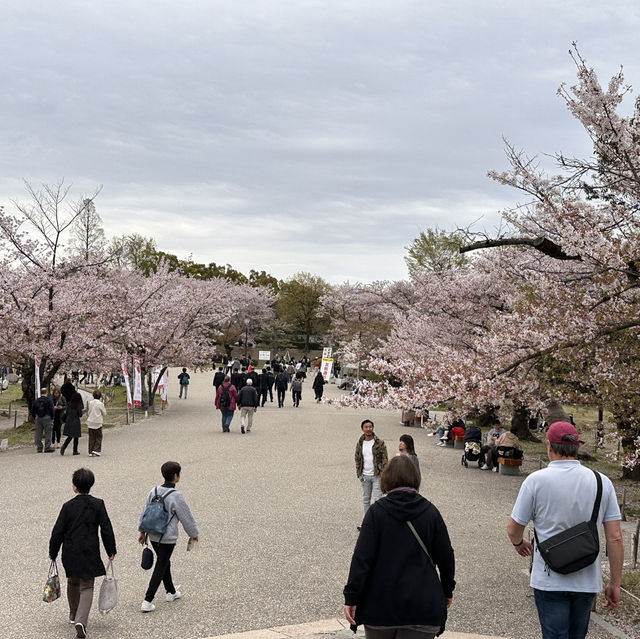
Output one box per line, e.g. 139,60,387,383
35,397,49,418
292,379,302,392
219,385,231,408
138,488,176,536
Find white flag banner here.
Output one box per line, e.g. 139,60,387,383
34,359,41,398
161,368,169,403
133,355,142,407
121,358,132,409
322,347,332,359
321,357,333,381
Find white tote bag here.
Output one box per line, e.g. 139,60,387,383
98,560,118,615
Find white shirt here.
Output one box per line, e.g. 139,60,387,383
86,398,107,428
511,460,620,592
362,440,375,476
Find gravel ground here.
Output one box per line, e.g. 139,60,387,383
0,370,623,639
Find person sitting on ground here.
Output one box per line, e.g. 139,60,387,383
397,434,420,475
480,418,505,471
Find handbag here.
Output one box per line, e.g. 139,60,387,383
534,469,602,575
141,544,154,570
43,560,61,603
98,559,118,614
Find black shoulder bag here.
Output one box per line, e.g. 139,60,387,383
534,469,602,575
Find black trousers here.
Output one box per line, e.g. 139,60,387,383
277,388,286,407
145,541,176,602
260,389,268,407
61,436,79,453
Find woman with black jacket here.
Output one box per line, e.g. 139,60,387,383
344,455,455,639
49,468,116,638
61,391,84,455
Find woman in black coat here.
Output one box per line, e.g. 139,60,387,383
344,455,455,639
61,391,84,455
49,468,116,638
312,370,326,402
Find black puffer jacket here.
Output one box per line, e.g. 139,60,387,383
49,494,117,579
344,490,455,629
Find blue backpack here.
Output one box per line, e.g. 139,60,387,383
139,487,176,536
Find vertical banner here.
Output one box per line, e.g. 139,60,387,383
133,355,142,407
161,368,169,403
121,358,133,409
322,347,332,359
34,358,41,398
320,357,333,381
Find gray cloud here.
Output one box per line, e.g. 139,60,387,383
1,0,639,282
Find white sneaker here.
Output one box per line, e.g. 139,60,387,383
141,600,155,612
436,442,445,447
166,586,182,602
480,464,490,470
92,451,101,456
427,433,434,436
492,466,499,472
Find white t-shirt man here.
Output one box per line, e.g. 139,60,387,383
362,440,375,476
511,460,620,592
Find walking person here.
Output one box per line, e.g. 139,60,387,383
213,367,225,391
33,388,55,453
215,375,238,432
138,461,199,613
355,419,388,525
61,392,84,456
237,378,259,434
177,368,190,399
291,373,303,407
344,455,455,639
312,369,326,402
507,421,623,639
259,367,270,407
51,387,67,449
49,468,117,638
86,390,107,457
275,368,289,408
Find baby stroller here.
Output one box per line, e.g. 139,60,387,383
461,440,482,468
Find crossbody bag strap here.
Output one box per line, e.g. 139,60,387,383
157,488,176,543
406,521,435,567
589,469,603,523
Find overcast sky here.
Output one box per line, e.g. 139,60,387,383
1,0,639,283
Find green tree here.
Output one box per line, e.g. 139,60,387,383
108,233,159,273
276,272,331,352
405,228,468,274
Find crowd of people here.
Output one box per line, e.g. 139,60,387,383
209,355,327,433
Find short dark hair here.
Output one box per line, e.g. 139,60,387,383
93,390,102,399
380,455,420,493
72,468,95,494
361,419,374,429
550,441,579,458
161,461,181,482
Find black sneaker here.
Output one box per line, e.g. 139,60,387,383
44,448,55,453
75,622,87,638
241,426,245,434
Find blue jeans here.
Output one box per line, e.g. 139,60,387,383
220,409,234,431
360,475,382,515
534,589,595,639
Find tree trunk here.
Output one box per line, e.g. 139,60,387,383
511,403,539,441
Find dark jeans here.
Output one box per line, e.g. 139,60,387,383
220,409,234,431
260,389,268,407
145,541,176,602
35,417,53,452
534,589,595,639
480,444,496,468
61,436,79,454
292,390,301,407
277,388,286,407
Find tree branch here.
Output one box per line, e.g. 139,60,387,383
460,236,582,261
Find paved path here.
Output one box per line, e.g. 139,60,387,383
0,370,623,639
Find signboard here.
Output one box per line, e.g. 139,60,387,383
259,351,271,361
322,347,332,359
320,357,333,381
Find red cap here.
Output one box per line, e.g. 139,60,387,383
547,421,584,445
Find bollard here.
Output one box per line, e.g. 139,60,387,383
633,520,639,570
14,412,17,428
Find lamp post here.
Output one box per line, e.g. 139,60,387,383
244,317,250,360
